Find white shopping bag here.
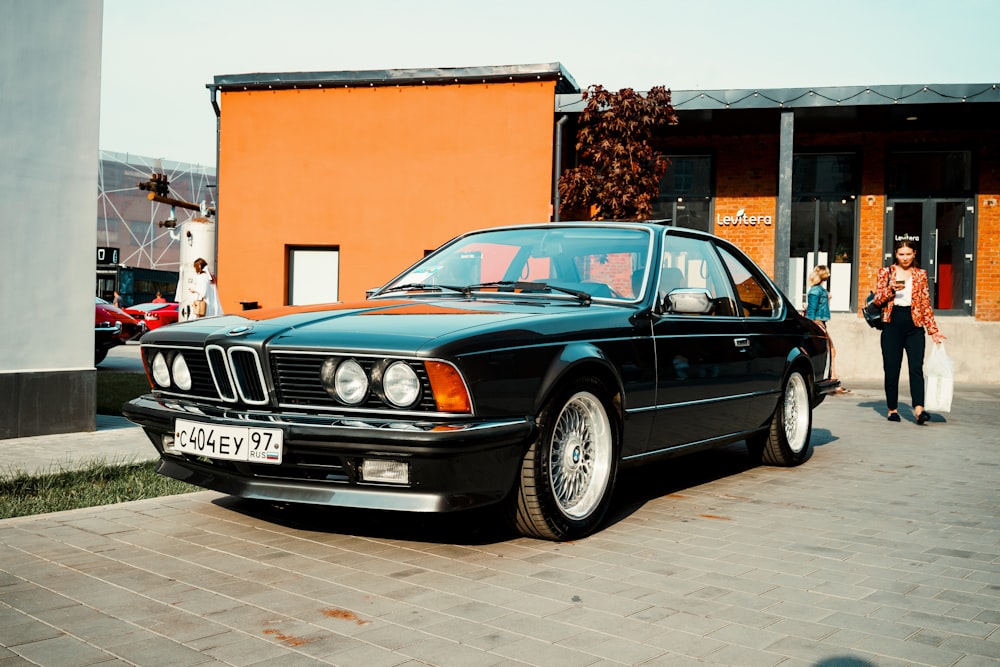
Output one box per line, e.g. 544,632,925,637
924,343,953,413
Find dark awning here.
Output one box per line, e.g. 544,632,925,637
558,83,999,112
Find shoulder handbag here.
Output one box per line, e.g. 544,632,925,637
193,299,207,317
863,291,883,330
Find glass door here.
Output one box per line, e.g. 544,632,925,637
788,153,859,312
885,199,974,314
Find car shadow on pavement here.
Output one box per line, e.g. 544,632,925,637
607,443,758,527
213,434,839,546
607,431,834,531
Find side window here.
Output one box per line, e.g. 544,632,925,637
717,245,778,318
659,233,736,316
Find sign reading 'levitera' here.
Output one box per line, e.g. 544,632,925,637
716,209,773,227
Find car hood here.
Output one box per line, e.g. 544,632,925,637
154,297,626,356
96,303,139,324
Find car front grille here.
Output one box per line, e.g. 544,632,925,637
184,351,218,397
206,345,268,405
206,346,236,400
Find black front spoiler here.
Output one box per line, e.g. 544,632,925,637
123,394,536,513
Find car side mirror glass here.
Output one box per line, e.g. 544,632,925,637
664,288,714,315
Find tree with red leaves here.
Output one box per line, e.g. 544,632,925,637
558,85,678,221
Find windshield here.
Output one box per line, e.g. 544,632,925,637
379,226,655,302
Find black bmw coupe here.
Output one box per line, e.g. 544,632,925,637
124,222,839,540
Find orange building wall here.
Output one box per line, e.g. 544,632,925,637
216,81,558,311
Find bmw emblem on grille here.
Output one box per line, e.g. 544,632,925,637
227,325,253,336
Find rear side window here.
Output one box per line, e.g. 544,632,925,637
716,245,778,318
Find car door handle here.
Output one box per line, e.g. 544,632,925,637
733,337,750,348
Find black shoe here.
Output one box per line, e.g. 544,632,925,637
887,413,901,422
916,412,931,425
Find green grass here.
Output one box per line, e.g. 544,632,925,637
0,369,196,520
0,460,197,519
97,371,152,416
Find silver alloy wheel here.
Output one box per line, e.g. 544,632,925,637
548,391,614,519
783,373,810,454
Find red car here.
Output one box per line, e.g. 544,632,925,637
95,298,141,364
124,301,180,334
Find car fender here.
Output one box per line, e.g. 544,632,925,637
783,346,813,374
534,342,624,416
788,342,836,406
782,345,821,395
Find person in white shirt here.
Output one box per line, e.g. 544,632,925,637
189,257,221,318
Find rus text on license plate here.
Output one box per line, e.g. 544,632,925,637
174,419,283,464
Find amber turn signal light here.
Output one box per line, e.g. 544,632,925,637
424,361,471,413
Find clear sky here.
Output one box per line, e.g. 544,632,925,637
100,0,1000,167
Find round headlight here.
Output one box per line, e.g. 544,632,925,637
382,361,420,407
320,358,368,405
151,352,170,387
171,354,192,391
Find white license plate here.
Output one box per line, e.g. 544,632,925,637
174,419,283,464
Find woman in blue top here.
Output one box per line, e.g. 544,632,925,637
805,265,846,391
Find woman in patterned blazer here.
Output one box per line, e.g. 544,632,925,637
872,240,946,424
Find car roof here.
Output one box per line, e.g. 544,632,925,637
465,220,721,245
477,220,713,234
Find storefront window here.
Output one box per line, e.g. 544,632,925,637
887,150,972,197
789,154,858,311
652,155,712,232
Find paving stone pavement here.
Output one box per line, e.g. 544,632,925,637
1,382,998,666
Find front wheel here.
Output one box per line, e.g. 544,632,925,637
511,377,619,541
746,370,812,466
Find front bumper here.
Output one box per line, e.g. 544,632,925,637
95,323,124,353
123,395,535,512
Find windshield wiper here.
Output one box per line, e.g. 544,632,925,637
382,280,592,304
379,283,470,296
466,281,518,290
468,280,591,304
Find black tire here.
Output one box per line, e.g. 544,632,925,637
746,369,812,466
95,348,108,365
511,377,620,541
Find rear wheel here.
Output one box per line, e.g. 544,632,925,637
746,370,812,466
512,377,619,541
95,348,108,365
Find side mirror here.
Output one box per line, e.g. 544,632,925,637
663,288,714,315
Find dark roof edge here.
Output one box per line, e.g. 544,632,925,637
211,63,580,95
556,83,1000,112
